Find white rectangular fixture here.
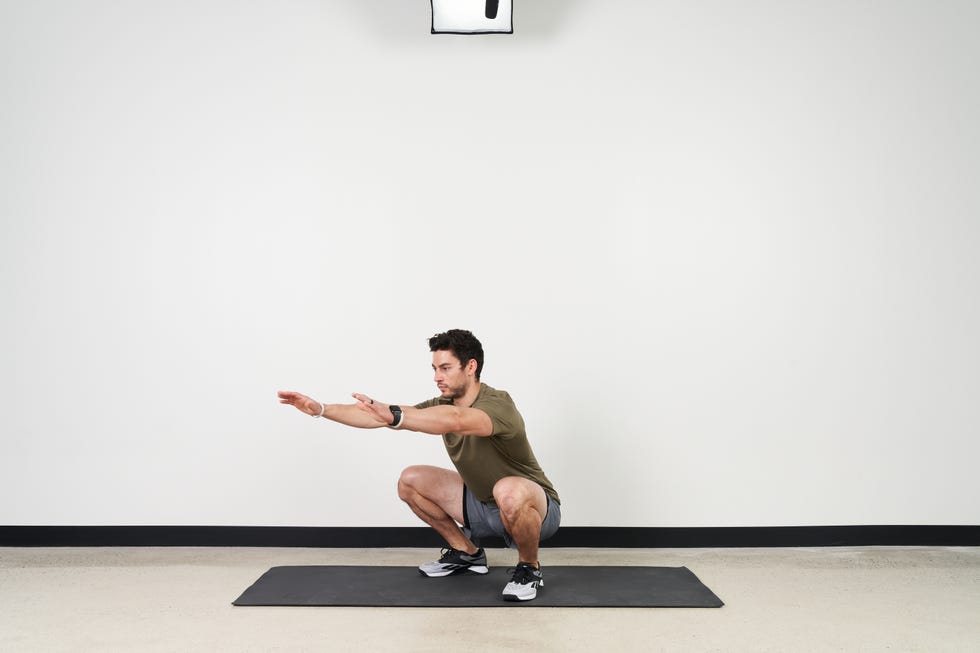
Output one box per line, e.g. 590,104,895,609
431,0,513,34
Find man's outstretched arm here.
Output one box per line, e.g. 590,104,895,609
278,390,387,429
351,393,493,437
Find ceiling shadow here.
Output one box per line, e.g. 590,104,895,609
515,0,587,39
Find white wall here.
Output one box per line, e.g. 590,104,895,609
2,0,978,528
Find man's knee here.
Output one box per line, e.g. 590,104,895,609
398,465,451,501
492,477,544,521
397,465,427,501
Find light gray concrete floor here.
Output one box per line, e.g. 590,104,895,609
1,546,978,652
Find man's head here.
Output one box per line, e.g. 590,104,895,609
429,329,484,378
429,329,484,399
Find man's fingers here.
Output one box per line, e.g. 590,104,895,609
278,391,309,407
354,402,381,417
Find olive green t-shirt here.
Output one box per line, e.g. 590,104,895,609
414,383,560,506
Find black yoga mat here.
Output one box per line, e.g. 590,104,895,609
233,566,724,608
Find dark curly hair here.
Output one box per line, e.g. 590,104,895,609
428,329,485,379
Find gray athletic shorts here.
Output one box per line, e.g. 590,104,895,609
462,485,561,549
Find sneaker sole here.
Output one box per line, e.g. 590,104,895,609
502,578,542,601
418,565,489,578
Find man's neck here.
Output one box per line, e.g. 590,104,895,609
454,381,483,408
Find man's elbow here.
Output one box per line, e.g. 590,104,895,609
450,410,467,434
462,413,494,437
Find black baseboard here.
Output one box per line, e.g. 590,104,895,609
1,525,977,548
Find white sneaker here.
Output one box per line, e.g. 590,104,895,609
502,562,543,601
418,547,489,577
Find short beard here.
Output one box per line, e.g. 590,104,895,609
442,383,467,400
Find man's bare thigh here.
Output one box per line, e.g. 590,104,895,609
403,465,466,524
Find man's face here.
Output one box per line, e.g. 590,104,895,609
432,350,471,399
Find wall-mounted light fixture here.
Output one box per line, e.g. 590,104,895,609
431,0,513,34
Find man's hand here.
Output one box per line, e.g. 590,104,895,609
277,390,322,417
352,393,395,425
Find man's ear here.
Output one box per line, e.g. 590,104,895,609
466,359,479,376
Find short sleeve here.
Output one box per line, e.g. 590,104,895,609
473,392,523,439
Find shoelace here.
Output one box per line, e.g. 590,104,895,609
438,547,460,562
507,564,538,584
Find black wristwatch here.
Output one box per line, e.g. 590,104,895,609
389,404,403,428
